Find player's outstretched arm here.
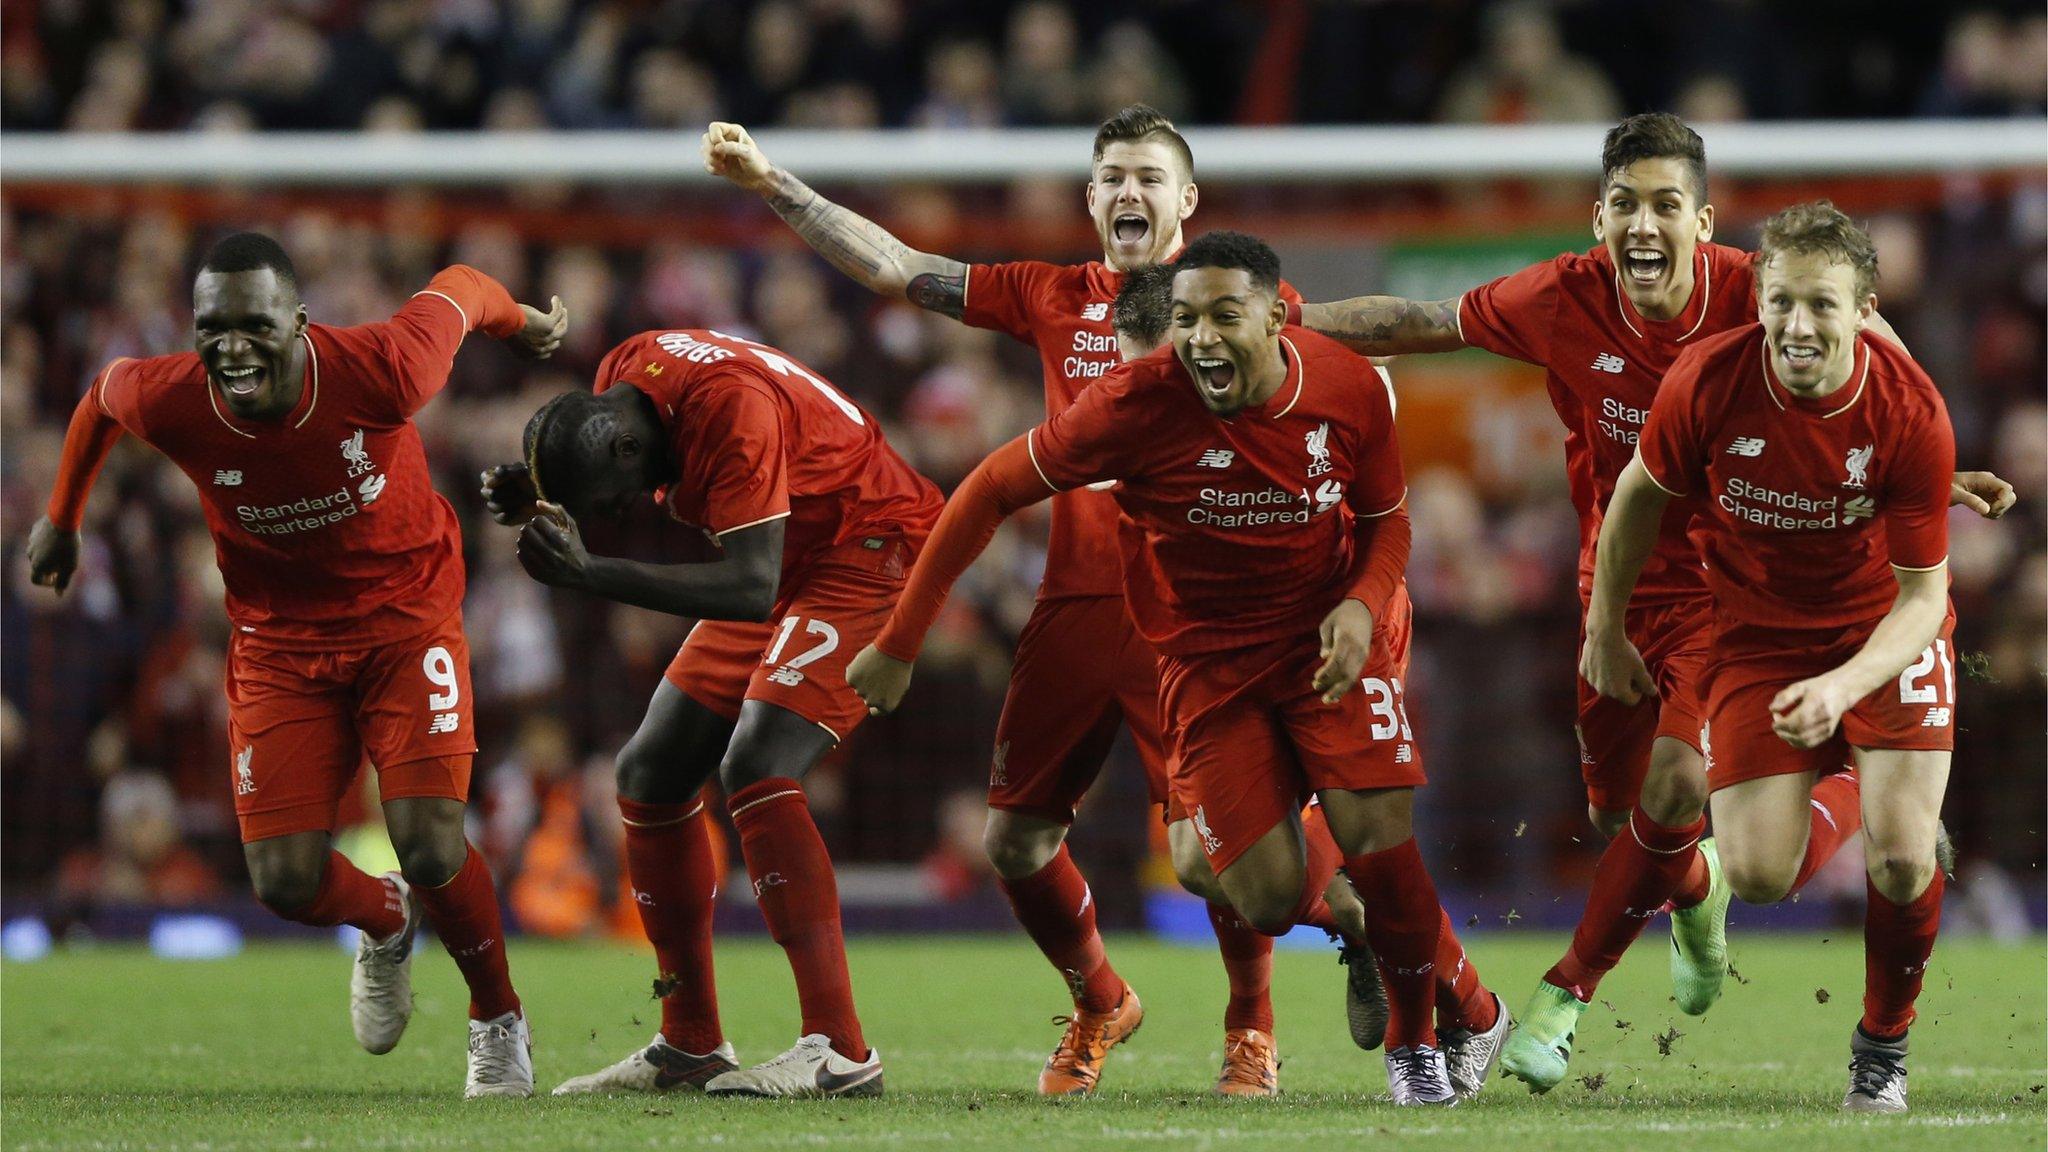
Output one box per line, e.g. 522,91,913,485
1296,297,1467,356
702,122,969,317
32,384,130,594
516,501,783,622
849,436,1059,715
1580,456,1670,706
1770,566,1948,750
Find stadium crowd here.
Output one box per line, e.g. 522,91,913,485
3,1,2044,135
0,2,2041,938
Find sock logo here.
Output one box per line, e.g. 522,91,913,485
633,888,655,905
1077,885,1093,918
453,938,497,958
752,872,787,898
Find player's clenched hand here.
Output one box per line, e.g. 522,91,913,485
481,463,540,525
846,644,914,717
1312,599,1374,705
1950,471,2017,519
513,295,568,360
1769,674,1855,749
1580,626,1657,706
26,516,80,596
516,501,592,589
701,122,774,192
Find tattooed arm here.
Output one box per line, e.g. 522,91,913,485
1296,297,1467,356
702,121,969,318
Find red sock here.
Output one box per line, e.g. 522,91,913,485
1863,871,1943,1037
996,843,1123,1013
1544,808,1706,1000
415,843,521,1021
1794,770,1863,892
1433,909,1497,1032
1207,902,1276,1034
264,851,405,938
728,778,865,1060
620,796,723,1053
1345,839,1445,1049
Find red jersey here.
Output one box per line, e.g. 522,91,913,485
1027,328,1407,656
1458,242,1759,603
591,329,943,589
1636,326,1954,632
48,267,525,650
964,260,1300,601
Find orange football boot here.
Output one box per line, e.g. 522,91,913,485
1215,1028,1280,1096
1038,983,1143,1096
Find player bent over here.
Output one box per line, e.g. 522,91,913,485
490,327,941,1098
1585,203,1976,1113
849,235,1503,1105
29,233,565,1096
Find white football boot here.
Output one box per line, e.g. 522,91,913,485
466,1011,535,1098
1385,1044,1459,1106
704,1034,884,1099
349,872,418,1054
553,1037,740,1094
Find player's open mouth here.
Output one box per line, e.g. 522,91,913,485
1624,248,1668,284
1113,214,1149,245
1193,356,1235,397
217,365,265,397
1779,344,1822,372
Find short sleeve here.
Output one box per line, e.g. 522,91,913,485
1456,258,1561,366
1883,396,1956,572
1636,347,1710,498
1348,363,1407,517
962,262,1060,343
684,379,791,535
93,358,147,433
1028,365,1156,491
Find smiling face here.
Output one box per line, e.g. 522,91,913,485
1169,266,1287,416
1757,249,1874,397
192,269,308,419
1594,157,1714,322
1087,140,1198,272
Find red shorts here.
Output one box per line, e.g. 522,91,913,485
226,614,476,842
987,595,1171,825
1160,588,1425,873
1700,608,1959,792
1575,597,1711,813
666,537,912,741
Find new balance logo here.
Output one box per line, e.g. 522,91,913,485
1197,449,1235,469
213,470,243,486
427,712,460,734
1591,352,1626,374
1727,437,1767,456
766,665,806,687
1394,745,1413,764
1081,302,1108,322
1922,707,1951,727
1843,495,1876,523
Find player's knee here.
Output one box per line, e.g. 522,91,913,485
1640,775,1708,827
614,737,670,802
1232,884,1300,937
1588,804,1628,840
249,857,326,916
1866,851,1935,905
1723,857,1795,905
716,752,775,796
982,821,1061,880
393,834,466,889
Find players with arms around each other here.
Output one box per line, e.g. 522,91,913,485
702,104,1382,1098
848,234,1506,1107
28,233,568,1097
1587,202,1981,1113
486,326,942,1098
1289,113,2015,1091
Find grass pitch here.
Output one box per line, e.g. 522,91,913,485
4,932,2043,1151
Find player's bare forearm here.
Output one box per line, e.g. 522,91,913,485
1586,458,1671,633
760,167,968,315
582,555,779,623
1298,298,1465,355
1822,568,1948,700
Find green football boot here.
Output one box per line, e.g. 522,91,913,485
1498,981,1587,1094
1670,837,1732,1016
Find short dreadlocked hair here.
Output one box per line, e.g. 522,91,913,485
523,391,618,505
1112,264,1177,350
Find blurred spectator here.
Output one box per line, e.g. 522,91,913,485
1438,2,1621,125
54,770,223,908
